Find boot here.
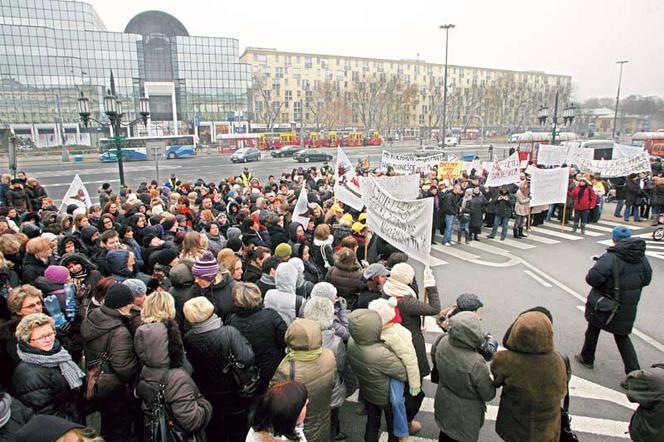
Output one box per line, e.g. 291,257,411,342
457,230,462,243
513,227,520,239
581,224,586,235
474,233,480,241
518,227,526,238
464,231,469,244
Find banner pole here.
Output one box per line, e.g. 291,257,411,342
561,203,567,232
527,207,532,232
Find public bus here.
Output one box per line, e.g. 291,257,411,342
516,131,578,162
632,132,664,157
99,135,196,162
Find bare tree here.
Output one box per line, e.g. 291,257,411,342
250,71,283,131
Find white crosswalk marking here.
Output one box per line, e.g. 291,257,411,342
543,221,603,237
431,243,481,261
520,232,560,244
490,237,535,249
583,223,617,233
597,219,645,230
530,225,583,240
598,238,664,261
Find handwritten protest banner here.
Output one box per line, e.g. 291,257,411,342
612,144,644,159
381,150,446,174
362,175,433,265
575,151,651,178
334,147,364,210
537,145,568,166
359,174,420,200
529,167,569,207
437,161,465,180
485,152,521,187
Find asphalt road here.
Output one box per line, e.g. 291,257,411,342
15,146,660,441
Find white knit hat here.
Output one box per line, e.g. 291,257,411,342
368,297,398,325
390,263,415,285
303,296,334,330
383,263,416,298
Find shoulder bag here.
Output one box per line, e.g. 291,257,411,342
85,325,122,400
559,354,580,442
587,254,622,328
148,371,202,442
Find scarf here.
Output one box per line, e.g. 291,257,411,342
16,343,85,390
383,278,416,298
192,313,222,335
0,393,11,428
281,348,323,364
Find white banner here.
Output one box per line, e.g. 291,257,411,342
485,152,521,187
529,167,570,207
334,147,364,210
362,175,433,265
612,144,644,159
576,151,652,178
359,174,420,201
380,150,446,174
60,174,92,211
292,187,310,227
537,145,568,166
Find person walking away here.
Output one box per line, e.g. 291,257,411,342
434,311,496,442
270,318,336,442
569,176,596,234
625,363,664,442
491,309,567,442
487,186,513,241
612,176,627,217
576,226,652,388
513,181,530,239
624,173,645,223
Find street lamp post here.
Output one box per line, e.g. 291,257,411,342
612,60,628,139
77,74,149,188
537,96,575,145
439,24,455,146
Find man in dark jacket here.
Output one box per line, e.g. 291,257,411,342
487,186,514,241
611,176,627,217
80,284,140,441
624,173,645,223
441,185,462,245
576,227,652,389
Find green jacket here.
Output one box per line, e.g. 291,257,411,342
434,312,496,442
347,309,406,406
627,364,664,442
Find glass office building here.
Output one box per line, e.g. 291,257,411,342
0,0,250,147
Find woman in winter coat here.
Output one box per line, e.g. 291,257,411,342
60,253,101,315
270,318,336,442
625,363,664,442
243,246,270,284
183,295,255,441
135,318,212,439
264,262,304,326
189,251,236,322
491,309,567,442
22,237,54,283
203,222,226,257
0,386,33,442
569,176,597,234
514,181,531,239
246,381,309,442
464,187,487,241
648,173,664,224
0,252,20,320
434,312,496,442
312,223,335,276
228,282,287,396
304,297,349,440
325,247,362,309
11,313,84,423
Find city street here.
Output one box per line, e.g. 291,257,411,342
15,145,663,441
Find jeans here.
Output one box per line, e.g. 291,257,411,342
546,204,556,221
581,322,640,374
573,209,589,228
614,199,625,217
443,214,456,243
460,221,469,233
364,401,395,442
490,215,509,239
624,204,640,222
389,379,408,438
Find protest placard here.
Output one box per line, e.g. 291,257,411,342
485,152,521,187
437,161,465,180
612,144,645,159
529,167,569,207
359,174,420,200
334,147,364,210
537,145,568,166
575,151,651,178
380,150,446,174
362,175,433,265
59,174,92,212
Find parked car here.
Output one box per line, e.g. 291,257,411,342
230,147,261,163
415,145,444,158
293,149,333,163
271,145,305,158
437,136,459,147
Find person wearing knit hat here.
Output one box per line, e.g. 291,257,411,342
226,226,243,241
192,251,220,282
226,237,243,253
148,248,179,270
310,281,349,341
612,226,632,243
368,297,421,440
274,242,292,261
311,282,337,302
104,283,135,310
123,278,147,299
44,265,71,285
383,263,416,298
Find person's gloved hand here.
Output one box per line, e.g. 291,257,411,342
57,321,72,335
424,268,436,288
336,297,347,310
409,387,421,397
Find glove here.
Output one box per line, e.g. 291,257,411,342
336,297,347,310
478,334,499,361
57,321,72,335
409,387,421,397
423,268,436,288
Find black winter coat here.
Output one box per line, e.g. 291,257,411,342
227,306,287,395
625,179,645,206
25,185,47,212
189,275,235,322
183,323,255,412
242,263,261,284
492,193,515,218
267,225,288,250
464,194,487,228
0,393,33,442
10,343,83,423
6,188,29,213
21,254,52,284
584,238,652,335
441,191,462,216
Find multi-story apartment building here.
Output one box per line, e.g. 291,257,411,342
241,47,572,137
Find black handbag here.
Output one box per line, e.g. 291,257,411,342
148,372,201,442
222,349,261,398
559,354,580,442
587,254,621,328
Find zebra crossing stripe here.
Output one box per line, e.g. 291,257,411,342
583,223,618,233
530,226,582,240
597,219,645,230
543,221,603,237
431,243,481,261
493,237,535,250
520,233,560,244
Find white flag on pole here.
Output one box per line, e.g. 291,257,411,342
60,174,92,211
292,187,310,227
334,147,364,210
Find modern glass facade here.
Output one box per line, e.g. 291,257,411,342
0,0,250,146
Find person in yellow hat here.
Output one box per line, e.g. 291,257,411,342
328,203,345,224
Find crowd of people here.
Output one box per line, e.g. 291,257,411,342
0,162,660,442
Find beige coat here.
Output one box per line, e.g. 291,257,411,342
381,323,420,390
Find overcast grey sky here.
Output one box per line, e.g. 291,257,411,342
87,0,663,100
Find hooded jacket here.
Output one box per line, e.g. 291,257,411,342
0,392,33,442
270,319,336,442
584,237,652,335
311,236,335,275
434,312,496,442
21,253,52,284
264,263,303,325
346,309,407,407
627,364,664,442
189,273,235,323
491,311,567,442
324,252,362,306
168,262,195,330
135,320,212,435
106,250,133,282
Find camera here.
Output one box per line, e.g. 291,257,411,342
479,333,499,361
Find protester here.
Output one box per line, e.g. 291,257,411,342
325,247,362,309
264,262,303,325
625,363,664,442
246,381,309,442
190,250,236,322
487,186,514,241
